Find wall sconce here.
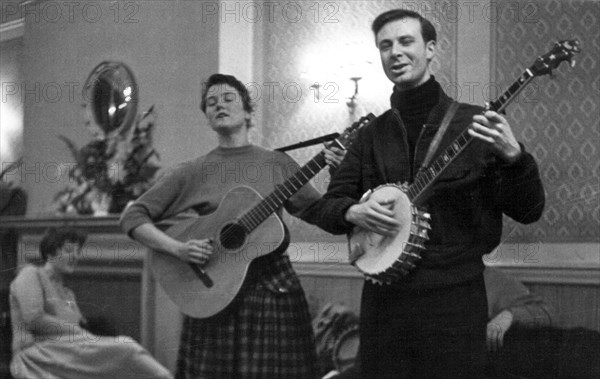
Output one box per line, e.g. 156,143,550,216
346,77,361,116
309,82,321,101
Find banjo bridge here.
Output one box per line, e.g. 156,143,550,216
349,184,432,285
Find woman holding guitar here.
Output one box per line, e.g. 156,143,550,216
120,74,344,378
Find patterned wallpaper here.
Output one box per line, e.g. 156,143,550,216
492,0,600,243
258,0,458,241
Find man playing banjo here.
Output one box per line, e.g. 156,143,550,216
302,9,545,378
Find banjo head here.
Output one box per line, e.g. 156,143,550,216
349,184,430,284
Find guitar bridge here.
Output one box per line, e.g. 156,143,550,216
189,264,214,288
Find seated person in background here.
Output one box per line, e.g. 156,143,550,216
485,266,600,379
484,265,555,352
9,227,172,379
326,267,556,379
329,266,598,379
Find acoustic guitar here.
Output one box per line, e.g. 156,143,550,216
151,114,375,318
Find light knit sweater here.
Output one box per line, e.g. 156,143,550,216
120,144,321,235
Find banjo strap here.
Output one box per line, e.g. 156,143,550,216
418,101,459,173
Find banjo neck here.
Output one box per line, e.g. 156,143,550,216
409,39,580,205
408,70,533,205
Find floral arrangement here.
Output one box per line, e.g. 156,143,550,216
53,106,160,215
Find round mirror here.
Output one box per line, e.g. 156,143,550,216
84,62,138,135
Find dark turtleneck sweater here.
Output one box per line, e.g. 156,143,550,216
390,76,441,169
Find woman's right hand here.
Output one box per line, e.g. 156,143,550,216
175,239,214,266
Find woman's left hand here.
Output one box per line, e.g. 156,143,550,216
323,146,346,168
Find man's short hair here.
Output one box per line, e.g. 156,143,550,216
371,9,437,43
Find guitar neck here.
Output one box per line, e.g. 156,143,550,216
235,112,375,233
238,152,328,233
408,68,536,204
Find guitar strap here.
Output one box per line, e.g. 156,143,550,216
418,101,459,173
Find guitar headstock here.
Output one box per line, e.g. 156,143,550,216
531,39,581,76
333,113,376,150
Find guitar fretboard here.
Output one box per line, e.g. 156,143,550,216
408,69,535,204
233,113,375,233
239,153,328,232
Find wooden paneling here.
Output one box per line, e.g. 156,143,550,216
297,268,364,317
499,265,600,331
3,216,597,379
295,262,600,332
65,260,143,340
527,283,600,332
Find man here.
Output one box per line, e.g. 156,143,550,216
302,9,545,378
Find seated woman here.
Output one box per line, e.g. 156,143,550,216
9,227,172,379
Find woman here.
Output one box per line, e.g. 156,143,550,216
9,227,172,379
120,73,343,378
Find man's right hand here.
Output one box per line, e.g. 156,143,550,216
345,198,400,236
175,239,214,266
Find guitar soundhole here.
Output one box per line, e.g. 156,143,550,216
219,223,246,250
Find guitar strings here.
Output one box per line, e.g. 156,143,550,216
212,115,376,247
216,154,328,248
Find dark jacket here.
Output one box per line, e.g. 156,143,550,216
301,89,545,290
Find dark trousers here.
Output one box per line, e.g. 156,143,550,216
359,275,488,379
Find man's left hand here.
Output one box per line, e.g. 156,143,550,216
469,110,522,164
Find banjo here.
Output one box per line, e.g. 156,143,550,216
348,39,581,285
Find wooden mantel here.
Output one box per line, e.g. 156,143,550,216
0,214,144,275
0,214,123,233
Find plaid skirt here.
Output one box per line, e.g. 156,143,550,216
175,281,317,379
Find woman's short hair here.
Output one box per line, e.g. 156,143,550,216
40,227,87,262
371,9,437,43
200,73,254,114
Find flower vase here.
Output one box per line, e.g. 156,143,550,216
108,186,134,214
91,191,111,216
